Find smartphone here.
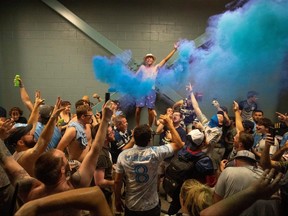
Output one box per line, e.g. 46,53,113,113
268,126,276,139
105,92,110,103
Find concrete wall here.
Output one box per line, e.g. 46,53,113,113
0,0,232,126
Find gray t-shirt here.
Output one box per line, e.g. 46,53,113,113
215,166,263,198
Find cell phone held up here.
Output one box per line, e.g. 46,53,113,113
268,126,276,145
105,92,110,103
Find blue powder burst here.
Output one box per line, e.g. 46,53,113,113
93,0,288,113
92,51,154,99
191,0,288,108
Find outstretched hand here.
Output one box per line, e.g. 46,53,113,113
276,112,287,122
102,100,116,122
251,169,283,200
0,119,15,140
233,101,240,112
159,114,173,127
34,91,45,107
51,97,65,119
186,82,193,92
174,42,179,50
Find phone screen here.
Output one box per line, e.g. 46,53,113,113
105,93,110,103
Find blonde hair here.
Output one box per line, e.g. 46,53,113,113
180,179,213,216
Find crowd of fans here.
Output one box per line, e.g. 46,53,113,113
0,74,288,216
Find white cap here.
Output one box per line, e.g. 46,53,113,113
187,129,204,146
144,53,155,60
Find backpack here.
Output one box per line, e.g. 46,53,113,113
163,153,209,197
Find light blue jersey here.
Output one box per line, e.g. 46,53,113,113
115,144,174,211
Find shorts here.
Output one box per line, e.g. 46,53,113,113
136,90,156,109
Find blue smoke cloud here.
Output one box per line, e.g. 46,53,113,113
196,0,288,107
92,50,154,99
93,0,288,112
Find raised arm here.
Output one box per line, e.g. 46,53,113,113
0,121,40,202
158,43,178,68
56,126,76,152
260,135,282,170
172,100,184,111
18,97,64,176
18,78,34,112
276,111,288,125
213,100,231,126
156,120,165,134
27,91,44,133
233,101,244,132
159,114,183,151
15,186,112,216
187,83,202,118
271,141,288,161
75,101,115,187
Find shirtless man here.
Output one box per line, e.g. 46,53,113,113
4,96,63,176
0,102,114,216
57,104,93,162
135,43,178,127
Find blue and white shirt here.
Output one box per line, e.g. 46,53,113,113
115,144,174,211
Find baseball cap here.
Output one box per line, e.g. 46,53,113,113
144,53,155,60
235,150,256,162
4,124,33,146
39,105,53,119
186,129,204,146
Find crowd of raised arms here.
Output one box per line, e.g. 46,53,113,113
1,51,288,216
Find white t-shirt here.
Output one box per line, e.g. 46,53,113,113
115,144,174,211
255,136,279,156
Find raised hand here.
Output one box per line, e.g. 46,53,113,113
51,97,65,119
251,169,283,200
159,114,173,127
102,100,116,122
174,42,179,50
276,112,287,122
34,90,45,108
233,101,240,112
0,119,15,140
186,82,193,93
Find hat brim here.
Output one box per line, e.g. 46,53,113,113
235,156,256,163
4,124,33,145
144,55,155,60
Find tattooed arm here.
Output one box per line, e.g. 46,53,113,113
0,122,41,202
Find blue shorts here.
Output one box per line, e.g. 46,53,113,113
136,90,156,109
